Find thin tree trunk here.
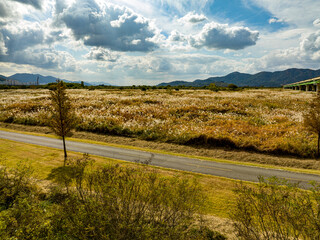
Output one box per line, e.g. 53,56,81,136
63,135,67,166
317,132,320,159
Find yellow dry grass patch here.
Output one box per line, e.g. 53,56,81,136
0,88,317,157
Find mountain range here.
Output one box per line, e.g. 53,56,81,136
0,74,7,82
2,68,320,87
0,73,112,86
158,68,320,87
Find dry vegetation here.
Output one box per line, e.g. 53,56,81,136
0,88,316,157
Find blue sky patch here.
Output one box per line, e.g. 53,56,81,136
205,0,286,31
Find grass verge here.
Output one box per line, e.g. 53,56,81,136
0,138,239,219
1,126,320,176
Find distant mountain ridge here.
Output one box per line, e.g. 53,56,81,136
9,73,65,85
158,68,320,87
3,69,320,87
0,74,7,81
0,73,112,86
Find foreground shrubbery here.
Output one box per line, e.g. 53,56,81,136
232,177,320,240
3,156,320,239
0,89,317,157
0,157,225,240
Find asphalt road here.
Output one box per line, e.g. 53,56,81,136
1,130,320,189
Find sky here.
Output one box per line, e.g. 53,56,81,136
0,0,320,85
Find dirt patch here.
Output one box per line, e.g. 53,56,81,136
1,122,320,171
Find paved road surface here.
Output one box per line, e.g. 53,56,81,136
1,130,320,189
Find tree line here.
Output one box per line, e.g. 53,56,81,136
0,81,251,91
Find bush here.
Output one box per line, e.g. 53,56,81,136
227,84,238,90
209,83,220,92
0,155,225,239
49,157,207,239
0,196,51,239
0,162,37,210
0,162,50,239
231,177,320,240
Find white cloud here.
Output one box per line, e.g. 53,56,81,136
85,47,120,62
246,30,320,72
12,0,42,9
131,39,142,45
105,0,213,36
300,31,320,60
105,53,248,81
178,11,207,24
5,48,78,72
148,58,172,72
248,0,320,27
189,22,259,50
156,0,212,15
54,0,68,15
249,48,303,71
0,2,12,18
268,18,284,24
0,33,7,55
168,30,186,42
0,19,80,72
56,0,162,52
0,22,45,54
314,19,320,28
0,1,23,20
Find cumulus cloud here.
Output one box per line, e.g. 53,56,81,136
247,30,320,72
115,53,241,78
0,1,22,20
2,48,78,71
314,19,320,27
0,2,11,18
54,0,68,15
248,0,320,28
55,0,160,52
86,47,119,62
249,48,303,71
0,24,45,55
189,22,259,50
178,11,207,24
12,0,42,9
300,31,320,60
0,21,78,72
0,33,7,55
269,17,284,24
148,58,172,72
46,30,69,45
168,30,186,42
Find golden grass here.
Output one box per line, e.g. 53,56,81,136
0,88,316,157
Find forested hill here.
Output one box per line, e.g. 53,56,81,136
158,68,320,87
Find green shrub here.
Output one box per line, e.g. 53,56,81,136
227,84,238,90
0,197,51,239
48,157,208,239
0,155,225,239
0,162,50,239
231,177,320,240
0,162,37,210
